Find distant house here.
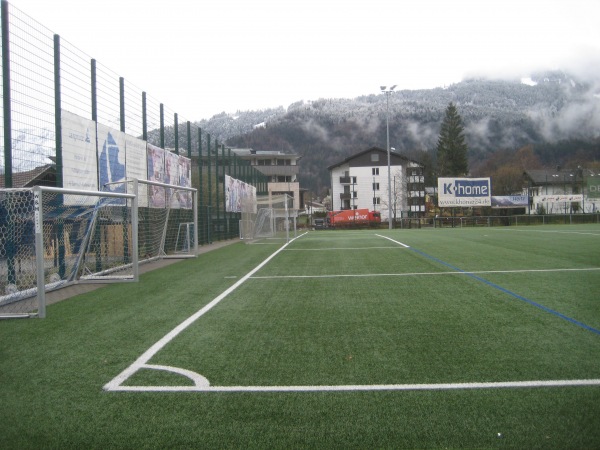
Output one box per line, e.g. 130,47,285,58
328,147,425,221
304,200,326,215
523,168,599,214
231,148,302,211
0,163,56,188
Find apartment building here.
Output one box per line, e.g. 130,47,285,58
328,147,425,222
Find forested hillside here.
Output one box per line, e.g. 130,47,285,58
199,71,600,195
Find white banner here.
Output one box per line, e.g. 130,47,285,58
61,110,98,194
125,135,147,183
536,194,583,203
438,177,491,207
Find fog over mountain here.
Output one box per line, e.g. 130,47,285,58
4,71,599,196
202,71,600,194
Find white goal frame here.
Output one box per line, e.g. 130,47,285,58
0,186,137,319
105,178,198,262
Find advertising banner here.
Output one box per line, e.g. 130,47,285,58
147,144,166,208
61,110,98,195
491,196,528,208
225,175,257,213
125,135,147,182
438,177,491,207
537,194,583,203
97,124,126,193
176,156,192,209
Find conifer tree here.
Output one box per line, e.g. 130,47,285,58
436,103,468,177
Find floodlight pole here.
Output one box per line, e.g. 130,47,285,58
381,85,396,229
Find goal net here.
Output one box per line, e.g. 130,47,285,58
239,194,297,243
105,179,198,263
0,186,137,318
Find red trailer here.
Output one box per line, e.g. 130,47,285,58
326,209,381,228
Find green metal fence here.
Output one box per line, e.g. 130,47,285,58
0,0,267,245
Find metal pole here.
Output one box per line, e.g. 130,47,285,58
385,91,392,229
2,0,13,188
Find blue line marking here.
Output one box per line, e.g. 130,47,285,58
409,247,600,336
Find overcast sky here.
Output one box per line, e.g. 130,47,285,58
10,0,600,121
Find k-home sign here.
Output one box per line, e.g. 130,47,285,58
438,177,492,207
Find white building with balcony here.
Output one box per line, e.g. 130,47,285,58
231,148,301,211
328,147,425,221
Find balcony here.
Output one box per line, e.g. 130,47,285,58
339,176,351,184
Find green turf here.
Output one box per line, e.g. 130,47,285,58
1,225,599,448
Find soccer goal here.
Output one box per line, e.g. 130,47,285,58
105,179,198,263
239,193,297,243
0,186,137,319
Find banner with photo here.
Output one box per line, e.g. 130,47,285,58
147,144,166,208
97,124,126,194
491,196,528,208
225,175,257,213
61,110,98,203
437,177,491,207
175,155,192,209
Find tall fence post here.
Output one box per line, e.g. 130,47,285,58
53,35,63,188
174,113,179,155
119,77,125,132
1,0,13,188
142,91,147,141
207,133,212,244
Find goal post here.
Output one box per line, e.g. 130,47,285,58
105,178,198,262
0,179,198,319
239,193,296,243
0,186,137,319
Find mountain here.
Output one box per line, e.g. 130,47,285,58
200,71,600,195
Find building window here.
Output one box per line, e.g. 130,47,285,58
351,176,357,184
371,153,379,162
372,168,379,175
373,197,381,205
373,182,380,191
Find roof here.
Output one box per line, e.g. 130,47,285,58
327,146,420,171
523,168,595,185
231,148,300,159
0,164,56,188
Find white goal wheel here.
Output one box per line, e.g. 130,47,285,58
5,284,18,295
49,273,61,283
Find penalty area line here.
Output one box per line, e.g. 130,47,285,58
375,234,410,248
106,378,600,393
103,232,309,392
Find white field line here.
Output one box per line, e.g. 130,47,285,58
375,234,411,247
103,232,309,392
105,231,599,394
250,267,600,280
107,378,600,393
286,246,404,251
492,228,600,236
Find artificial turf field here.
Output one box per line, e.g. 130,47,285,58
1,225,599,448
